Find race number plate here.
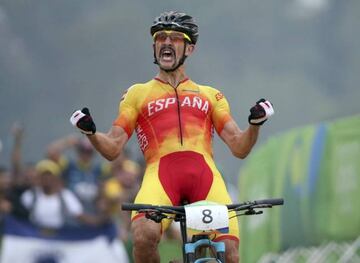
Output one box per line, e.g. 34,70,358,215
185,201,229,233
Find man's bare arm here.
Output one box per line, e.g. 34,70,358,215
46,134,79,162
87,126,128,161
70,108,129,161
220,120,260,159
220,98,274,159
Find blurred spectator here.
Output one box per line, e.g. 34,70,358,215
47,135,111,215
102,157,141,241
10,123,38,196
0,123,38,221
11,122,25,182
0,166,12,244
0,166,12,218
20,159,109,229
1,125,129,262
105,158,141,202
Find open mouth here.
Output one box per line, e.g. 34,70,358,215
160,47,175,62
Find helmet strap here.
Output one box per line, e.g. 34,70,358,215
153,44,159,65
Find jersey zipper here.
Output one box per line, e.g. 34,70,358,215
174,88,183,145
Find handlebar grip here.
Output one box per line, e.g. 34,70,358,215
256,198,284,206
121,203,153,211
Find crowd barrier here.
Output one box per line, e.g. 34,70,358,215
0,215,129,263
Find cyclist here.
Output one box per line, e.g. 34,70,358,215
70,11,274,263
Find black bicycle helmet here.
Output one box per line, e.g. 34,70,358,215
150,11,199,44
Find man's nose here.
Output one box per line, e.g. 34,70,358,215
164,36,172,44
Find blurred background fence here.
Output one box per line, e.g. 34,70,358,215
258,237,360,263
238,114,360,263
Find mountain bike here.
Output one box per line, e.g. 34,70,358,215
122,198,284,263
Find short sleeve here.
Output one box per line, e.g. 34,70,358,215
113,85,140,138
211,90,233,134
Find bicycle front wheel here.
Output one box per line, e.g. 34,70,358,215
216,251,225,263
186,252,196,263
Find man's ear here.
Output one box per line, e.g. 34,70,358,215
185,44,195,56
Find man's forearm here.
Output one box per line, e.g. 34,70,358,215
222,121,260,159
233,125,260,158
87,129,128,161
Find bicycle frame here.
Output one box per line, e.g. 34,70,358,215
174,210,225,263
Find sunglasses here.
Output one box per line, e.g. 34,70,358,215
153,30,191,43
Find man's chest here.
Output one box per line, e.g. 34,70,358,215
141,93,212,119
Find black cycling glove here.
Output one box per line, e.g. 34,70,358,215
248,99,274,125
70,107,96,135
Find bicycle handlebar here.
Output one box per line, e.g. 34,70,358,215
257,198,284,206
121,198,284,213
122,198,284,262
227,198,284,210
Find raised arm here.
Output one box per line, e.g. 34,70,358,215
46,134,79,162
86,126,128,161
220,121,260,159
70,107,129,161
220,98,274,159
10,122,24,178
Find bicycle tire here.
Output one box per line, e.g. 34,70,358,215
186,252,196,263
216,251,225,262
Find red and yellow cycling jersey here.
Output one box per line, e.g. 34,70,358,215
113,78,232,164
113,78,239,241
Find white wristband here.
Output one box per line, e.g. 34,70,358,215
259,100,274,118
250,100,274,124
70,110,85,127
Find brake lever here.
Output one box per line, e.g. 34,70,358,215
245,209,263,215
145,212,167,223
230,209,263,218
